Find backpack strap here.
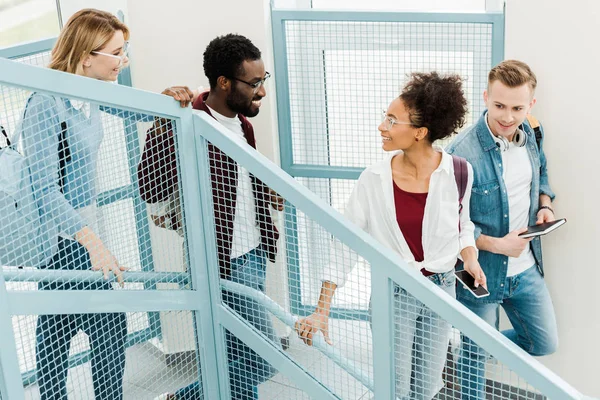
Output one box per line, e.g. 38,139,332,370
0,125,9,148
52,97,70,193
526,114,542,150
452,155,468,214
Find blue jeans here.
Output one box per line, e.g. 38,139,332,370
370,270,456,400
175,247,279,399
458,266,558,399
36,239,127,400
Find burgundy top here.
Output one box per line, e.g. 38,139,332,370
392,180,434,277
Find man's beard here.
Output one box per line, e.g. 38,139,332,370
226,86,260,118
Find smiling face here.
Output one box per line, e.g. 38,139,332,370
484,80,536,140
379,98,421,151
226,59,267,118
82,30,128,81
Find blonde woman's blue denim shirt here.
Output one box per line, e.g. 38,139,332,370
21,93,153,264
446,112,555,303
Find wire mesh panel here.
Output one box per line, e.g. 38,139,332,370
275,15,498,319
15,311,200,399
11,51,53,67
0,83,189,290
295,177,368,310
200,138,553,400
388,276,546,400
190,102,585,400
197,137,373,399
0,75,198,398
284,20,492,168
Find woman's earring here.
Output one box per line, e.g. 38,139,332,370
415,137,419,142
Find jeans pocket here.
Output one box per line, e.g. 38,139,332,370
429,270,455,288
229,249,266,291
441,270,456,287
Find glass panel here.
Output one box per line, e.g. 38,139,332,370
285,20,492,168
0,0,60,49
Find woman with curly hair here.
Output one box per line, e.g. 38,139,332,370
295,72,487,399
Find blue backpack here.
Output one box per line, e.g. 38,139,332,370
0,95,68,268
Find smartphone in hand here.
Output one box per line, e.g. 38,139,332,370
455,270,490,298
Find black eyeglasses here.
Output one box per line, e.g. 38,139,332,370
231,72,271,94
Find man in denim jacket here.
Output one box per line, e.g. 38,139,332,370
446,60,558,399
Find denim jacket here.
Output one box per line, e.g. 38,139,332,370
446,112,555,303
21,93,153,264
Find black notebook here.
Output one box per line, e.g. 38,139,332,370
518,218,567,238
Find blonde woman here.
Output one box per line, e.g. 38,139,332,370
20,9,192,399
296,73,487,400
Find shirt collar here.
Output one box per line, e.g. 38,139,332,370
70,99,91,118
484,111,503,147
370,146,452,176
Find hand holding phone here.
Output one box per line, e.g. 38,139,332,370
455,270,490,298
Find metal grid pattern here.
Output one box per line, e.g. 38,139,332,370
285,20,492,168
388,277,545,400
202,141,374,399
295,177,367,310
16,311,199,399
12,51,52,67
0,76,197,398
0,84,189,292
200,140,549,399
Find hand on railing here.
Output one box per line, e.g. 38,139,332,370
295,280,337,346
295,311,333,346
75,227,128,286
161,86,195,108
269,189,285,211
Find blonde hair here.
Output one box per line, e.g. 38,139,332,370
488,60,537,92
48,9,129,74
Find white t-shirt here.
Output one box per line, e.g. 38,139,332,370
206,106,261,259
486,118,536,276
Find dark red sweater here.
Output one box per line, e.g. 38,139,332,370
392,181,433,276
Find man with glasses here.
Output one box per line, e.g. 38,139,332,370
149,34,281,400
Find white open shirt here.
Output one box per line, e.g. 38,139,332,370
321,148,477,288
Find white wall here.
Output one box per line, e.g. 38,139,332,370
125,0,280,162
58,0,128,26
505,0,600,396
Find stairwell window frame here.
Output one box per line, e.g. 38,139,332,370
0,0,61,50
271,7,505,319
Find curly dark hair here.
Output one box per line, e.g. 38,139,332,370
399,72,468,143
203,34,262,89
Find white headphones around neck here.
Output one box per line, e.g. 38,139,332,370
493,127,527,152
